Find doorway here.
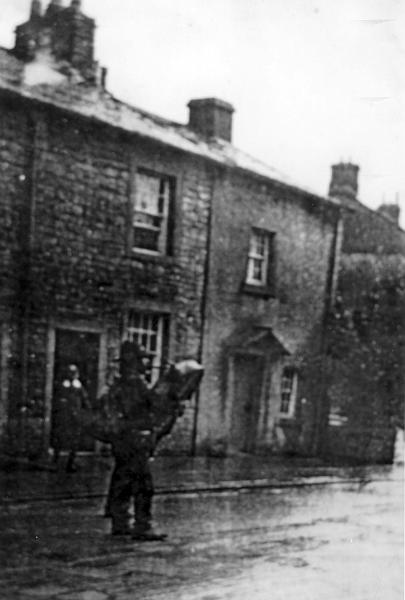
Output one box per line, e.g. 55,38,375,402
50,328,100,452
231,354,265,453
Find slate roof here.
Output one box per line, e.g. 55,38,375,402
0,46,339,206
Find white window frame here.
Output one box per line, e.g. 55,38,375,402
246,229,270,286
279,368,297,417
125,312,166,385
133,171,171,255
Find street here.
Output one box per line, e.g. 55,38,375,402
0,469,403,600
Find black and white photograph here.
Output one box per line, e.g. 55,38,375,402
0,1,404,598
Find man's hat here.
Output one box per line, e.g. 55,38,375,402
118,341,151,364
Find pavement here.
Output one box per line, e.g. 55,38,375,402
1,450,403,505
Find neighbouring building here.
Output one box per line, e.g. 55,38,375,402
0,0,341,460
196,154,341,457
324,163,405,463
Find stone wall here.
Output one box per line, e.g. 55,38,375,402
0,93,212,456
197,169,339,456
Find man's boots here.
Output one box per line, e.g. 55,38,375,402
111,520,132,536
131,522,167,541
65,451,77,473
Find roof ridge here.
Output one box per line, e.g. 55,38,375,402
0,48,337,207
101,89,184,130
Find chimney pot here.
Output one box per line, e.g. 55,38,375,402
329,162,359,201
188,98,235,142
46,0,63,19
71,0,82,11
48,0,63,8
101,66,108,90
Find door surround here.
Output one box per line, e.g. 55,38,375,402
44,320,107,452
0,323,11,430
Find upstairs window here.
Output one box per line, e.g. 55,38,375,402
125,311,169,384
279,367,297,417
133,171,174,255
245,228,275,290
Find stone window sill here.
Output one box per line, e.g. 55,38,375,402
128,250,174,265
276,416,299,427
241,282,275,299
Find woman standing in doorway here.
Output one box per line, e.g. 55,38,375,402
51,364,90,472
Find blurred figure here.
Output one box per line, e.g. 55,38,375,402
51,364,90,472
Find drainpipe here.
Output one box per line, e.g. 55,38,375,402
312,207,344,455
190,168,217,456
18,113,40,456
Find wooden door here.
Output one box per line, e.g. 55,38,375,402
231,354,264,453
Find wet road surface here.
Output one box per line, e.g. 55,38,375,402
0,472,403,599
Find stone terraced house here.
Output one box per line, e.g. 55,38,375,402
0,0,342,459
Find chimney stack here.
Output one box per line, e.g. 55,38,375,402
13,0,103,85
30,0,42,19
329,162,359,201
188,98,235,142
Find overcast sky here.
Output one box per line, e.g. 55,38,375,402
1,0,404,227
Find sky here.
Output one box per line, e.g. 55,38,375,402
1,0,404,227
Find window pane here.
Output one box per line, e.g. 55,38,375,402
250,232,265,257
253,259,263,281
158,179,170,214
246,229,273,287
133,173,172,253
280,368,296,415
136,174,160,215
134,212,161,228
134,226,160,251
256,235,265,255
123,312,168,385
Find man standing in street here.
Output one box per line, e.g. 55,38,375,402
101,341,167,541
